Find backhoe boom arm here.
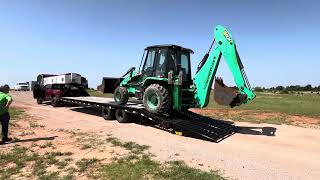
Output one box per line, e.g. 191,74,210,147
194,25,256,108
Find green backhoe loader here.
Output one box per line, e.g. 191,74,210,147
111,25,256,114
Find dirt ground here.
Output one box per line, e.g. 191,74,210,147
6,91,320,180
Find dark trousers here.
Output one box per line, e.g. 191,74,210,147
0,112,10,140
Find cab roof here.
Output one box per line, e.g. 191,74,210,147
145,44,194,54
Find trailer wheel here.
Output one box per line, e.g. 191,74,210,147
115,109,130,123
114,87,129,105
51,97,60,107
102,108,115,120
143,84,171,114
37,98,43,104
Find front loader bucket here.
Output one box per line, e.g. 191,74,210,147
214,78,247,108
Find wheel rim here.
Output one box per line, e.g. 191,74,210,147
115,91,121,102
104,109,109,116
147,91,160,110
117,110,123,118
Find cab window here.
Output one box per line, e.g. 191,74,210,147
142,49,156,77
180,53,190,76
155,49,167,77
176,51,191,82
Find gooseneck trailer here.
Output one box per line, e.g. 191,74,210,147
34,25,256,142
59,96,238,142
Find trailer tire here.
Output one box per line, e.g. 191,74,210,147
115,109,130,123
51,97,60,107
143,84,171,114
114,87,129,105
37,98,43,104
102,108,115,120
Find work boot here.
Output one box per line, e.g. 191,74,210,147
1,137,13,144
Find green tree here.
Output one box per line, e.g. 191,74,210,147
254,86,263,92
303,84,312,91
275,86,284,91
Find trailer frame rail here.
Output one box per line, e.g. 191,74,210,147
59,97,238,143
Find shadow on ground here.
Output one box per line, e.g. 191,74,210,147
2,136,59,145
70,107,103,117
238,126,277,136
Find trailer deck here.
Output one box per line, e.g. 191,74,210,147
62,96,144,109
60,96,238,142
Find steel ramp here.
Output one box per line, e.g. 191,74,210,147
141,110,238,143
170,111,238,142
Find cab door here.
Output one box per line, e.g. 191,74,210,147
141,49,156,80
177,51,192,85
154,49,168,78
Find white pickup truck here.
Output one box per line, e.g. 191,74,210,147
14,83,29,91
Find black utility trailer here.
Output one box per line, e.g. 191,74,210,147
59,96,238,142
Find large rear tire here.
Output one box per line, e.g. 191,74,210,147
115,109,130,123
114,87,129,105
143,84,171,114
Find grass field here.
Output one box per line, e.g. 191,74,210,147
9,108,26,120
199,92,320,126
208,92,320,118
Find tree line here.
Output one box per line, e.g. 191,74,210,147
254,85,320,93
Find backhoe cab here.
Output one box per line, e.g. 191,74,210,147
113,25,256,114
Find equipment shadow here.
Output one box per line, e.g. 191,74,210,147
70,107,103,116
10,136,58,144
70,107,121,121
211,119,277,136
203,118,277,136
237,126,277,136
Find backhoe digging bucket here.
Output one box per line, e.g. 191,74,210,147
214,78,247,108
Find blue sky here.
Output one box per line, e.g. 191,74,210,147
0,0,319,88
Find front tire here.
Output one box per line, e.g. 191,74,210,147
37,98,43,104
143,84,171,114
51,97,60,107
114,87,129,105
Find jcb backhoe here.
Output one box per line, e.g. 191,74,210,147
109,25,256,114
